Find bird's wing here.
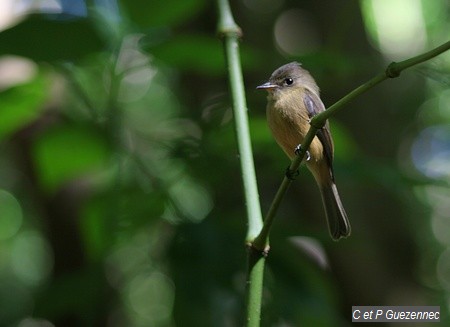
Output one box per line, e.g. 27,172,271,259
303,90,335,179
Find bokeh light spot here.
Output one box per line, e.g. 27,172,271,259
411,126,450,180
361,0,427,60
0,56,37,90
11,231,53,286
0,189,23,240
274,9,320,56
17,318,55,327
167,176,213,223
127,272,175,324
437,248,450,290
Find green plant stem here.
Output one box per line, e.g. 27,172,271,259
216,1,265,326
253,39,450,249
246,248,265,327
217,0,263,241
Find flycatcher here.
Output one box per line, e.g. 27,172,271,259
257,62,351,240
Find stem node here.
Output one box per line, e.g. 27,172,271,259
386,62,401,78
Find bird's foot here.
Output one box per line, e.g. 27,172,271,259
294,144,311,161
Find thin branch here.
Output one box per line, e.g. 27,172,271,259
253,40,450,250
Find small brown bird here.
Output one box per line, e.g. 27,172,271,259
257,62,350,240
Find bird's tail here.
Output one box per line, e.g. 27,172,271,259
319,182,351,241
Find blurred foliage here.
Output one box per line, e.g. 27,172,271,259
0,14,105,62
0,0,449,326
0,73,48,141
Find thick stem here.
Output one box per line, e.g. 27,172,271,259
217,0,263,242
216,1,265,326
246,248,266,327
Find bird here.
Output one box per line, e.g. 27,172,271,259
257,62,351,240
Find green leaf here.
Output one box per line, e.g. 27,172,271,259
32,125,109,193
120,0,206,28
0,72,48,141
0,14,106,62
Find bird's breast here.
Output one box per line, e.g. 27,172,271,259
266,91,323,161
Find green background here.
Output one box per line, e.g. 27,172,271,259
0,0,449,326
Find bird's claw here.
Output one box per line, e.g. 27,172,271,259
294,144,311,161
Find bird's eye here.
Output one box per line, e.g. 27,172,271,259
284,78,294,86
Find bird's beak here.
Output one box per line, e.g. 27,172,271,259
256,82,278,90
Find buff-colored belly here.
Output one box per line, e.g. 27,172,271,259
266,100,323,162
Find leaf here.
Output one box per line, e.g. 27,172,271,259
0,72,48,141
288,236,330,270
32,125,109,193
0,14,106,62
